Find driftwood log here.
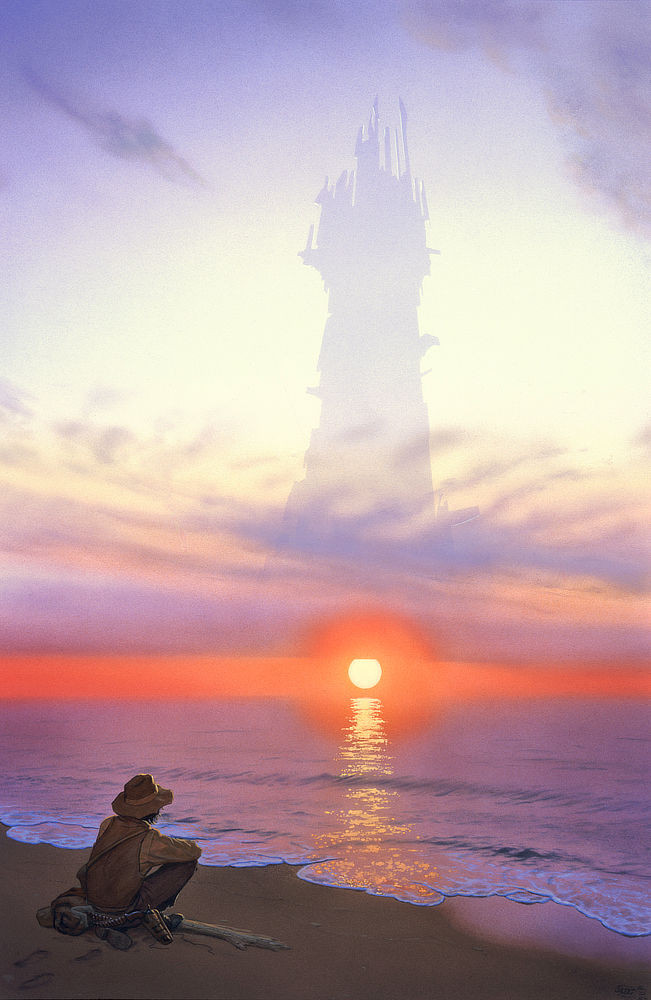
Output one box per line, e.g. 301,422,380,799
36,897,289,951
176,917,289,951
37,902,289,952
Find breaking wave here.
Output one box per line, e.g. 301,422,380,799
0,696,648,938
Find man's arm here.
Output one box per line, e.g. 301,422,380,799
139,827,202,874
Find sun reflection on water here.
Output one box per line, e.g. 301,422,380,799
305,697,443,902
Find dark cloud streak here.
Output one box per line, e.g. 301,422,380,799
24,67,207,189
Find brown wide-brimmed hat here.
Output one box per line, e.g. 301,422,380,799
112,773,173,818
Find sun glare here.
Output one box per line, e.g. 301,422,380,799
348,658,382,690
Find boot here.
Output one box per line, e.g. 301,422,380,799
95,926,133,950
163,912,184,932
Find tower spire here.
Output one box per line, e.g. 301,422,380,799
399,98,411,181
275,103,476,568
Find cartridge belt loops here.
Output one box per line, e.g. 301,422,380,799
83,908,144,928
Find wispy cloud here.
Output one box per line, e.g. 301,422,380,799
55,420,136,466
0,377,33,419
84,385,133,413
633,423,651,453
407,0,651,238
437,444,567,493
260,438,648,597
24,67,207,189
0,571,299,655
393,426,469,471
0,384,647,657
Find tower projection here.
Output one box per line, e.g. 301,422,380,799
280,101,474,566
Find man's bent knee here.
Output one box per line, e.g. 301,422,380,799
134,860,198,911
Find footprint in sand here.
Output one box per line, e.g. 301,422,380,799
72,948,102,962
19,972,55,990
13,950,49,969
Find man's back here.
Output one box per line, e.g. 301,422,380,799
77,774,201,919
80,815,149,912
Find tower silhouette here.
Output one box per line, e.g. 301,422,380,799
278,101,475,565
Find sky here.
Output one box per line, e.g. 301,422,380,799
1,0,649,662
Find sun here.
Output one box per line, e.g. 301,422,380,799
348,658,382,690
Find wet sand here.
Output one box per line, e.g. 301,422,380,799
0,824,648,1000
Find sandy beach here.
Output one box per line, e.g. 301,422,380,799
0,824,648,1000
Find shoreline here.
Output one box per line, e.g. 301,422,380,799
294,862,651,961
6,823,649,963
1,825,648,1000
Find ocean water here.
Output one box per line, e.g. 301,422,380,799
0,696,648,938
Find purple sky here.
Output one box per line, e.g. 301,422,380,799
1,1,649,660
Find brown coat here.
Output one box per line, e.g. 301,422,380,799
78,815,201,912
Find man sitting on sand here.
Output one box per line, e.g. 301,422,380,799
78,773,201,937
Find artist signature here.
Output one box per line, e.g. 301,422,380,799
615,986,648,1000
